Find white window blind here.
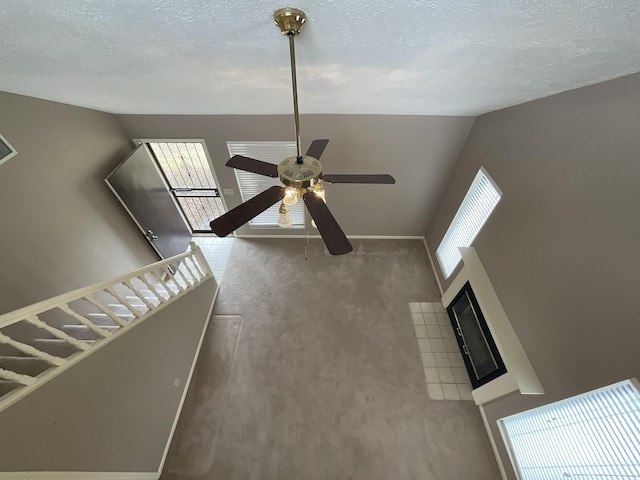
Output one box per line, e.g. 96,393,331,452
227,141,304,228
436,168,501,278
500,379,640,480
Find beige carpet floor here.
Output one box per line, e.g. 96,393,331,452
161,238,500,480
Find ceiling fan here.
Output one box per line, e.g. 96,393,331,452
209,8,396,255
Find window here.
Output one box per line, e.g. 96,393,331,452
499,379,640,479
227,141,304,228
147,141,225,232
436,168,501,278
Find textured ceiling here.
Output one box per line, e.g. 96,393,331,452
1,0,639,115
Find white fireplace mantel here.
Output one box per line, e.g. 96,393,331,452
441,247,544,405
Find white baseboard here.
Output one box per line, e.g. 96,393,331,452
156,283,220,475
421,237,444,296
0,473,157,480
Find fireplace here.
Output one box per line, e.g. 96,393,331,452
446,282,507,389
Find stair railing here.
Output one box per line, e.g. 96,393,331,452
0,241,214,412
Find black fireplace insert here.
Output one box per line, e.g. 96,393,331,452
446,282,507,389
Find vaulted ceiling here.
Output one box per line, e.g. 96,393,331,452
1,0,639,115
2,1,639,239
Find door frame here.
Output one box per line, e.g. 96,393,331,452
133,138,231,233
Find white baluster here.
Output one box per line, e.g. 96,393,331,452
189,241,214,278
151,272,177,298
174,263,193,288
0,333,65,366
181,259,199,285
164,266,186,293
25,315,90,351
58,305,111,338
188,254,206,279
137,275,167,303
123,280,156,310
85,295,129,327
0,368,36,386
106,287,143,318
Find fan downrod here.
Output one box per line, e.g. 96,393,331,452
273,8,307,36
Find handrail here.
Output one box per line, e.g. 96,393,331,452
0,242,211,329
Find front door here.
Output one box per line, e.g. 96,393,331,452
106,144,192,259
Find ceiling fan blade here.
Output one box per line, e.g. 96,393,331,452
305,139,329,160
210,186,285,236
322,174,396,184
226,155,279,178
303,192,353,255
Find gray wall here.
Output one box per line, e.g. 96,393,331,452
117,114,474,237
0,92,156,314
0,278,216,472
425,72,640,478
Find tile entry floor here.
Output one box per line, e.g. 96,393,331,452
192,236,234,284
409,301,473,401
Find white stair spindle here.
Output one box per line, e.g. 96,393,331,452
106,287,143,318
0,368,36,386
152,273,177,298
0,332,65,366
58,305,111,338
188,254,206,279
123,280,155,310
181,260,199,285
174,263,193,288
138,276,167,303
189,241,214,278
25,315,90,351
85,296,129,327
164,267,186,293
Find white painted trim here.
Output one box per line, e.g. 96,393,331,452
0,473,157,480
156,283,219,475
422,237,444,296
497,420,523,480
0,132,18,166
472,372,519,406
235,234,425,240
442,247,544,403
479,405,509,480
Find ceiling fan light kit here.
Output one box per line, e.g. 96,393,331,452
209,7,396,255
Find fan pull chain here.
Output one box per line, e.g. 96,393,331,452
304,206,310,261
